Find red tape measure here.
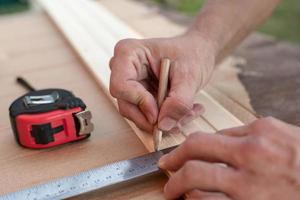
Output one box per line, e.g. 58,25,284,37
9,78,94,149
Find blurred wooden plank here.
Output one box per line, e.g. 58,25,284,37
197,91,244,130
205,86,257,124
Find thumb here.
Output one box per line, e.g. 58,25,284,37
158,61,201,131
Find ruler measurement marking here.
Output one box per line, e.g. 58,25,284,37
0,148,172,200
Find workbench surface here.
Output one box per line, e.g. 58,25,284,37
0,10,255,199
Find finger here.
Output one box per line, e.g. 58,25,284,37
159,132,241,171
186,190,231,200
118,99,153,132
110,56,158,125
167,104,204,134
187,198,229,200
167,104,204,135
187,196,231,200
178,103,204,127
168,126,181,134
158,61,200,131
217,125,249,137
198,196,231,200
164,160,237,200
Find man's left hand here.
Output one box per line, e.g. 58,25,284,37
159,117,300,200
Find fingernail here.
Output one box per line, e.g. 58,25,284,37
159,117,177,131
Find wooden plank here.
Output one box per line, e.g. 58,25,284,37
197,91,244,130
205,86,257,124
38,0,245,153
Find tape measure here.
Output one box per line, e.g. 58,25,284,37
0,146,176,200
9,77,94,149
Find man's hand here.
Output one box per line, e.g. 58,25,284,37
159,117,300,200
109,0,280,133
109,33,216,132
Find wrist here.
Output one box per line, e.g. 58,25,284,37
175,30,217,89
183,29,220,62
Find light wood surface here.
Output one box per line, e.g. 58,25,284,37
0,1,255,199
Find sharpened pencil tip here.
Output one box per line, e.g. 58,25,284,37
154,144,159,152
154,139,160,152
153,127,162,152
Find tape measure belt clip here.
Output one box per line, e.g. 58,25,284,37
9,89,94,149
75,110,93,136
24,91,60,106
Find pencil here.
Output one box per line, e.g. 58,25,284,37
153,58,171,151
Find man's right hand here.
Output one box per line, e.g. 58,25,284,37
109,33,217,133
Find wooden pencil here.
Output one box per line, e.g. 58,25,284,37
153,58,171,151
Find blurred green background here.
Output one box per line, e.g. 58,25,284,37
0,0,29,14
153,0,300,43
0,0,299,43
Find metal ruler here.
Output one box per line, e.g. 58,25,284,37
0,146,175,200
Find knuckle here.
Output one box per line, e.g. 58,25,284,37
161,94,193,120
227,173,247,198
117,102,128,118
238,136,268,163
214,166,238,194
183,133,200,150
114,39,136,55
187,132,200,141
182,161,198,181
118,106,126,118
238,139,257,162
109,80,120,98
251,117,276,132
239,140,253,158
109,79,126,99
261,116,277,125
109,57,116,70
168,93,192,109
243,139,257,153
